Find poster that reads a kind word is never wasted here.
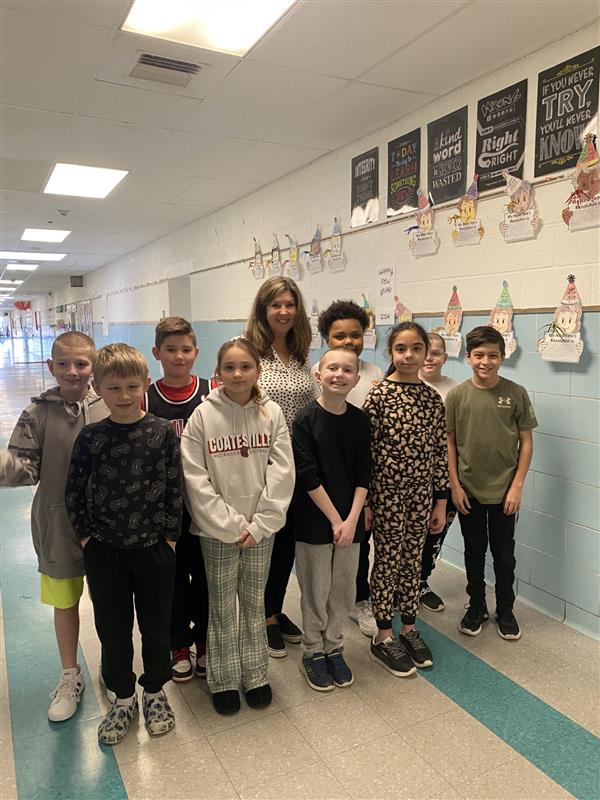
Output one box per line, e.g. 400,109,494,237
427,106,468,205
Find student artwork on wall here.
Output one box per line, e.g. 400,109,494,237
562,134,600,231
351,147,379,227
407,189,440,258
449,175,484,246
310,299,321,349
440,285,463,358
307,226,323,273
428,106,467,205
325,218,346,272
475,80,528,192
284,234,300,280
537,274,584,363
269,234,282,276
534,46,600,177
375,266,395,326
387,129,420,216
393,296,413,323
361,294,376,350
489,280,517,358
499,170,540,242
249,237,264,279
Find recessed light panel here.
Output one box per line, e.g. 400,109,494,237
22,229,71,243
122,0,295,57
0,280,23,285
44,164,129,199
0,252,66,261
5,264,38,271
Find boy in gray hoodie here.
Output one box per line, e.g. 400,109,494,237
0,331,107,722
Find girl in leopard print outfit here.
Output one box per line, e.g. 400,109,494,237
363,322,448,676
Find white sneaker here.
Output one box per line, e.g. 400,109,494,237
351,600,378,638
48,666,85,722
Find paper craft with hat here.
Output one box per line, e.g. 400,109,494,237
407,189,440,257
269,234,282,276
488,280,517,357
284,234,300,280
499,170,539,242
441,285,463,357
393,296,413,323
310,299,321,349
307,225,323,273
537,274,584,363
249,237,264,279
562,134,600,231
449,175,485,246
325,217,347,273
361,294,376,350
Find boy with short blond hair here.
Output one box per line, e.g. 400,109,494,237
0,331,108,722
446,326,537,641
145,316,211,682
66,343,183,745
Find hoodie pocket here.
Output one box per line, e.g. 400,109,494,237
235,495,259,524
41,504,83,566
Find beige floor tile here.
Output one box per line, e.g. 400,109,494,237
0,611,17,800
523,620,600,682
240,761,350,800
119,738,239,800
283,690,393,759
267,648,335,710
209,711,317,792
457,756,575,799
400,708,519,787
521,666,600,732
324,732,458,799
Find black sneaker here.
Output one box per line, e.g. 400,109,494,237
245,684,272,708
399,629,433,668
496,610,521,641
419,583,445,612
369,636,416,677
276,613,303,643
458,604,489,636
267,623,287,658
325,649,354,687
300,653,335,692
212,690,240,716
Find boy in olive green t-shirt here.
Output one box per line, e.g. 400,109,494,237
446,326,537,642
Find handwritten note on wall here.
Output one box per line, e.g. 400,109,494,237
375,266,395,325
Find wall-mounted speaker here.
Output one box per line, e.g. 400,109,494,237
70,276,83,287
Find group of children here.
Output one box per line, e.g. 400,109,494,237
1,302,537,744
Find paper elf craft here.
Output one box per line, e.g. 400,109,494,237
488,280,517,358
499,170,539,242
284,234,300,280
407,189,440,257
440,285,463,357
393,296,413,322
249,237,264,279
325,217,346,272
562,134,600,232
449,175,484,246
361,293,376,350
310,299,321,349
307,226,323,273
269,234,282,276
537,274,584,363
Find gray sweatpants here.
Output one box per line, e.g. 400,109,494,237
295,541,359,655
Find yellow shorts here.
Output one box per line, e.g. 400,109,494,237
40,575,84,609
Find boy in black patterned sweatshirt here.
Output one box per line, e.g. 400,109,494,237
65,343,183,745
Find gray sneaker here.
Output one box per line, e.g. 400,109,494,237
369,636,416,677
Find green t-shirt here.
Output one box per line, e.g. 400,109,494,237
446,376,538,504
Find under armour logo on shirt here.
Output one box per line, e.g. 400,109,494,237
497,396,512,407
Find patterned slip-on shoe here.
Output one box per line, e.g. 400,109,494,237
98,693,138,746
142,689,175,736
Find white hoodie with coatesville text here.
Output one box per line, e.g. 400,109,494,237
180,388,294,544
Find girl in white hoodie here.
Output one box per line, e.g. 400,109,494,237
181,338,295,716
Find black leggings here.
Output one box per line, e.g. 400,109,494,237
264,507,296,619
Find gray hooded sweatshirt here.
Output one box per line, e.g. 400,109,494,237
0,386,108,578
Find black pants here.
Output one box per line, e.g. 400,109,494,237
458,498,516,612
264,507,296,619
355,531,371,603
84,538,176,698
420,500,456,583
170,525,209,650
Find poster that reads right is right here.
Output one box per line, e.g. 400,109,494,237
534,46,600,177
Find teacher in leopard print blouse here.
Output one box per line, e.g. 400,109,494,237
245,276,316,658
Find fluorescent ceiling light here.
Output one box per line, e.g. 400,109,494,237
0,252,65,261
22,228,71,243
44,163,128,199
0,280,23,285
122,0,295,56
5,264,38,271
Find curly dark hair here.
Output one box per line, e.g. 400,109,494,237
317,300,369,338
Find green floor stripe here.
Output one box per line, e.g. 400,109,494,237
403,618,600,800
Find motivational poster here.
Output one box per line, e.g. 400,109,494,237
387,129,421,216
350,147,379,227
427,106,467,205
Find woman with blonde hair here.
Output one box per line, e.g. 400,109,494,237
246,276,316,657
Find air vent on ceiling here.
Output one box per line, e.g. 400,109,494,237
129,53,202,88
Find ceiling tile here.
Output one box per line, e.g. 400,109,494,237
249,0,468,79
181,61,346,140
78,81,201,129
140,130,255,176
171,178,261,208
141,203,218,226
3,1,131,29
31,194,101,219
0,106,72,161
0,190,38,214
0,159,51,193
110,172,200,204
265,82,434,151
1,10,112,113
205,141,328,184
0,228,21,249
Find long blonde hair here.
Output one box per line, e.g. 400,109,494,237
245,277,311,363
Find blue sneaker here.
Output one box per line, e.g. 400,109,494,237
300,652,335,692
325,649,354,687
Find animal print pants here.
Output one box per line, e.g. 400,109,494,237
370,483,432,627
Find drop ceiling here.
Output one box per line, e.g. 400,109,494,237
1,0,598,301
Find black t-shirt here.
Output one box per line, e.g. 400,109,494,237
292,400,372,544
